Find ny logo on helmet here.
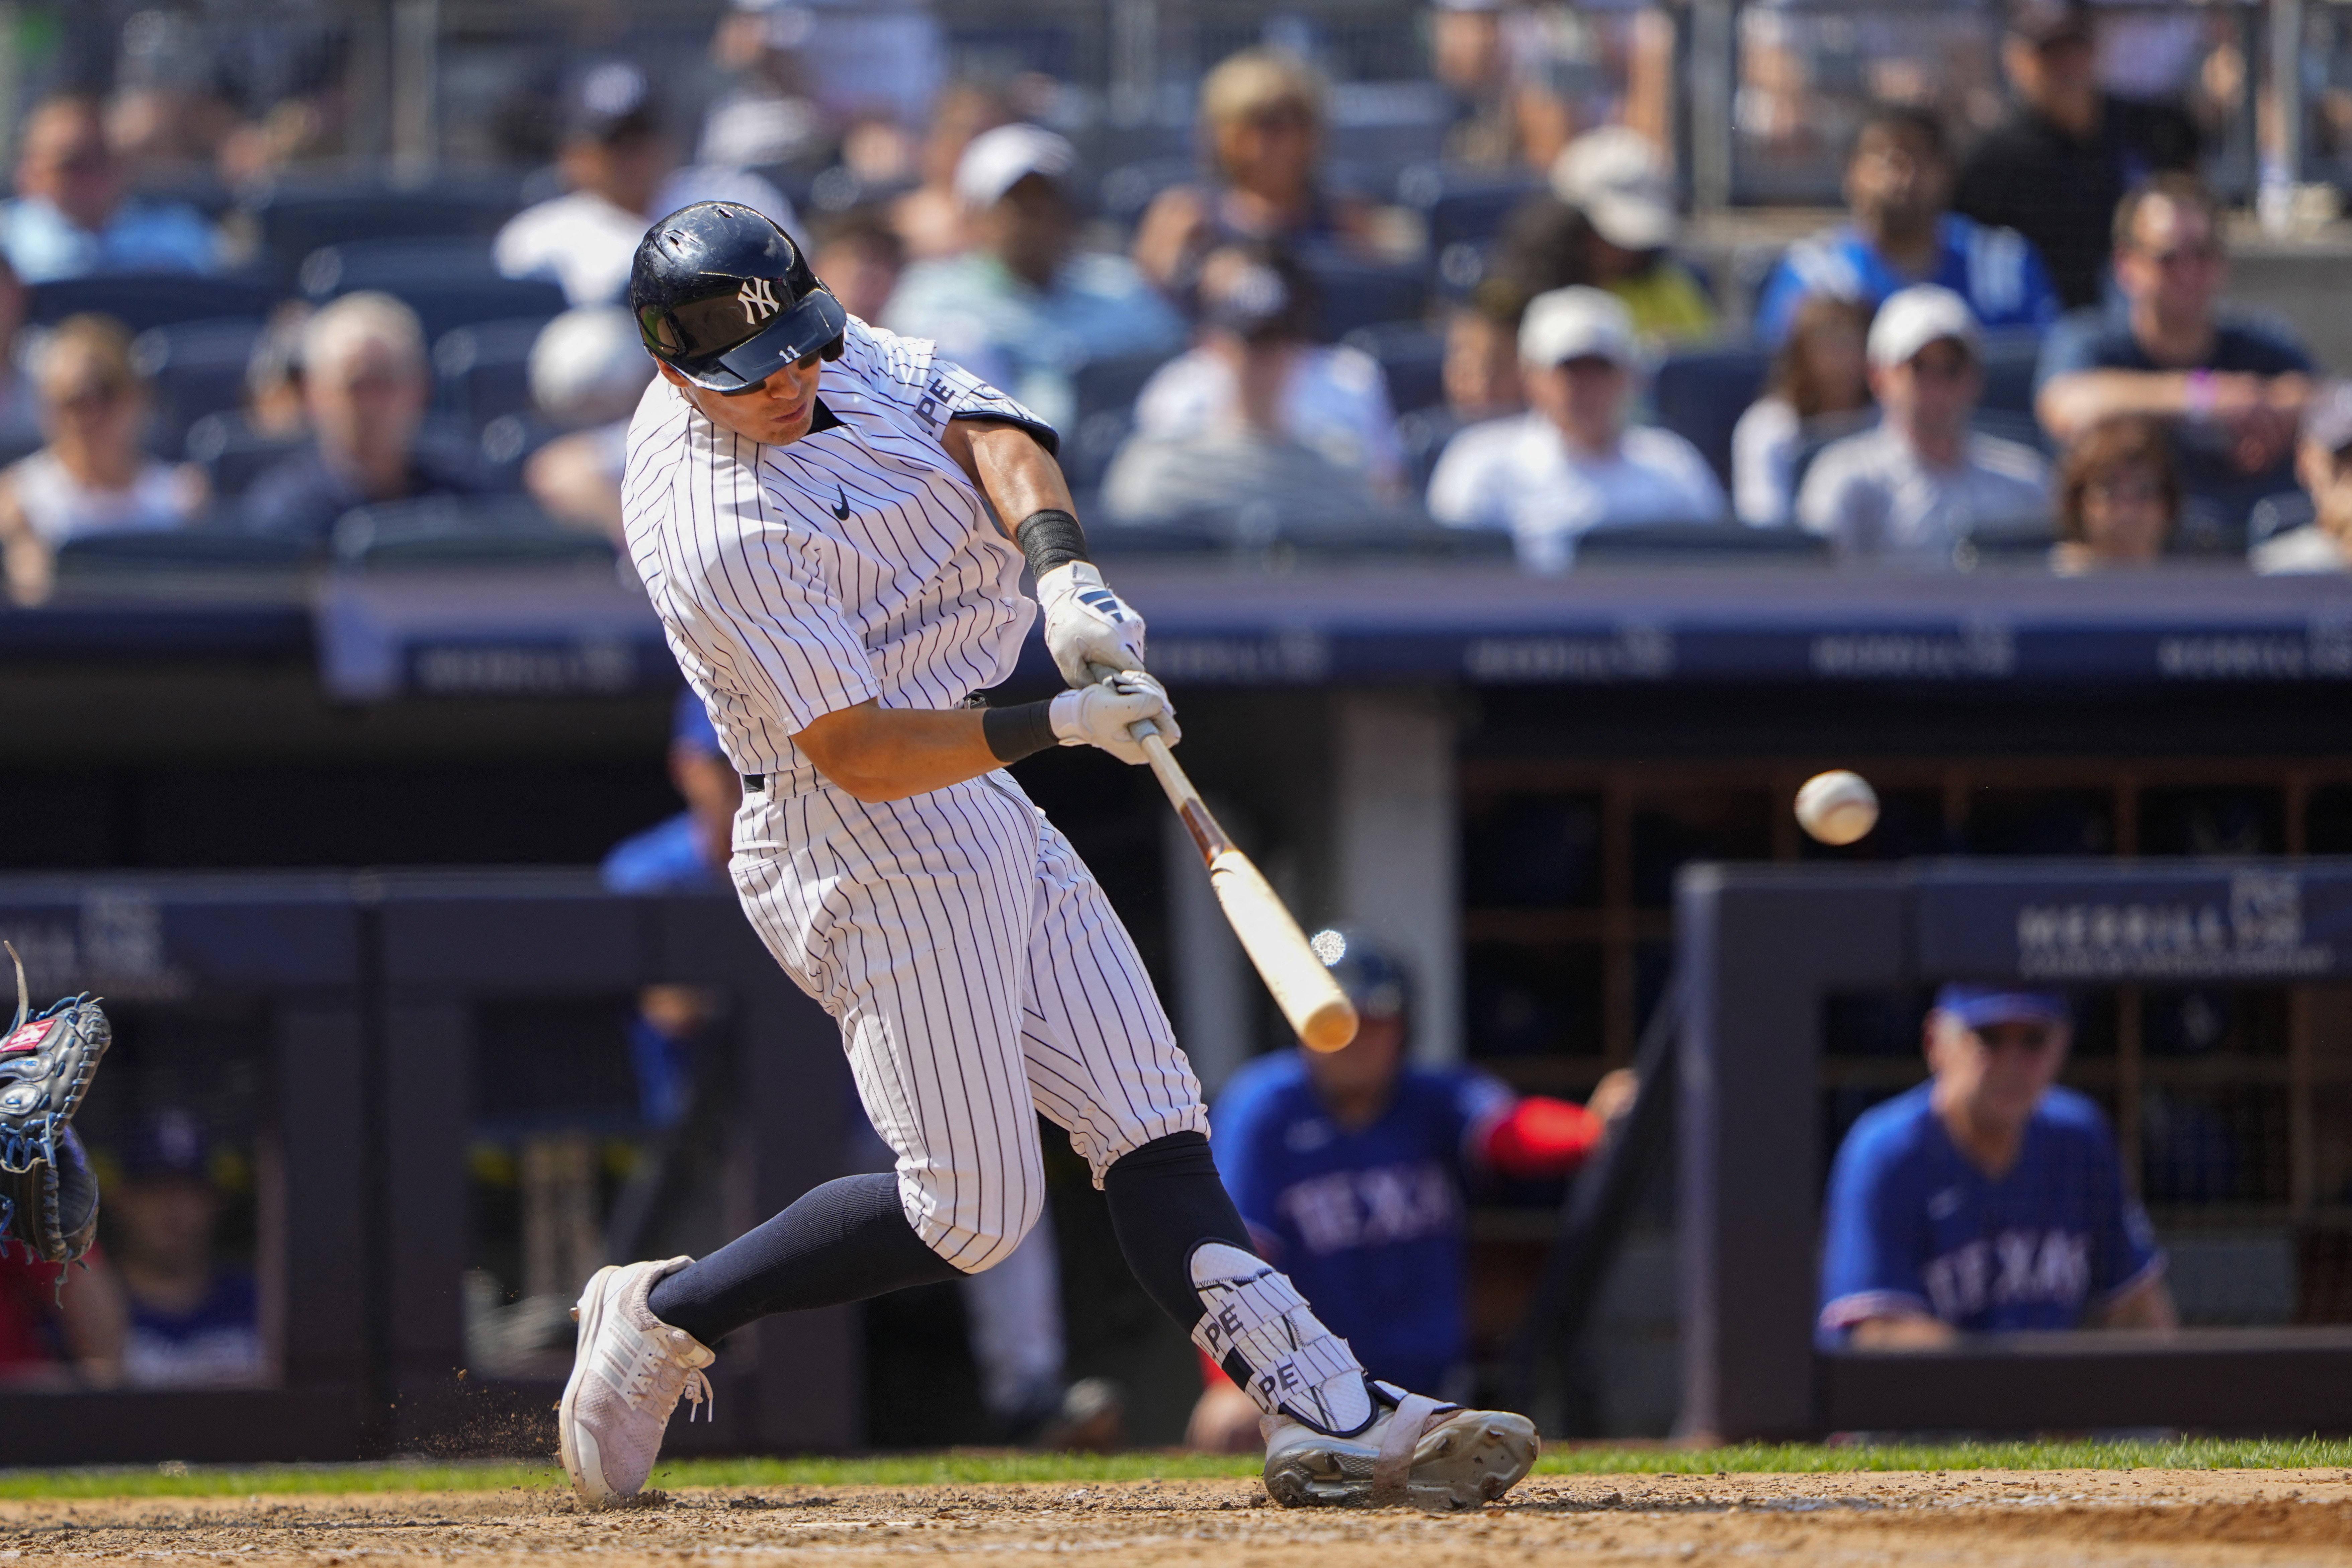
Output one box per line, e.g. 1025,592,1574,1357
737,278,780,324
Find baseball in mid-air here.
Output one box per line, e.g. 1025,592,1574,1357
1796,770,1879,846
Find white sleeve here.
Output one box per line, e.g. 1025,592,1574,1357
1731,398,1798,527
1794,445,1875,549
492,208,548,283
1425,424,1502,529
852,319,1060,452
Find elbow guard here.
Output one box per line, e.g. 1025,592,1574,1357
1480,1096,1602,1179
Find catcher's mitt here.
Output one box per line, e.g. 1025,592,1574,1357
0,942,110,1267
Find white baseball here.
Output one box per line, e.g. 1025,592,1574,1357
1795,770,1879,846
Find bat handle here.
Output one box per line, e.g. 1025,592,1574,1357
1085,662,1228,861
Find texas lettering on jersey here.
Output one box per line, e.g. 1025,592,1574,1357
1921,1227,2091,1321
1277,1160,1460,1257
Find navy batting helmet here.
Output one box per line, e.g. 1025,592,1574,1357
1308,928,1411,1021
629,201,847,393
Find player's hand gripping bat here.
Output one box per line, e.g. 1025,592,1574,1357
1089,665,1358,1052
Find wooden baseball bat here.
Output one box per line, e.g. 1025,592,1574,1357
1090,666,1359,1052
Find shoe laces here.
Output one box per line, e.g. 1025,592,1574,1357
621,1328,716,1424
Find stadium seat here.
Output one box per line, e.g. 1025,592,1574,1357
331,495,616,571
296,238,504,295
1097,159,1197,225
1397,405,1471,491
1306,260,1428,341
1978,329,2043,418
49,527,313,599
132,318,265,458
1100,503,1512,563
1649,345,1772,487
26,275,274,335
183,414,308,497
301,245,565,343
1572,522,1830,567
1341,321,1445,416
1061,350,1177,491
1960,516,2057,562
435,317,550,431
1393,163,1544,256
241,181,520,288
2248,490,2316,543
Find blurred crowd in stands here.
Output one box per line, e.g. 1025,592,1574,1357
0,0,2349,604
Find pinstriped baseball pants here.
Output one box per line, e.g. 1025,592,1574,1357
730,767,1210,1274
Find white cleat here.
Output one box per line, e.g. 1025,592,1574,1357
1261,1381,1539,1511
556,1257,714,1506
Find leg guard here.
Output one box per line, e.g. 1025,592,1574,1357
1189,1240,1373,1437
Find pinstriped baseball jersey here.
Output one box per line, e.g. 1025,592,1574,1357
621,312,1207,1272
621,315,1057,791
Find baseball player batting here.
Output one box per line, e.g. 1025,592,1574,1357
557,201,1538,1510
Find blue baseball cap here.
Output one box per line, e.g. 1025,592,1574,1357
1933,983,2071,1031
672,689,723,757
121,1107,209,1181
1309,928,1411,1021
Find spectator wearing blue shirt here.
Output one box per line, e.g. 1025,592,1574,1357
0,97,217,283
883,124,1184,435
1756,105,2061,350
243,293,490,542
1819,985,2176,1349
2037,174,2315,542
1189,932,1634,1450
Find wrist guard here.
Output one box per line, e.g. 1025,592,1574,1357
981,699,1058,764
1016,509,1091,579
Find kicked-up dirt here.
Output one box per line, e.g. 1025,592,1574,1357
1,1466,2347,1565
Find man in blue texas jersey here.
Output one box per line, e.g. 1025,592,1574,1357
1190,932,1634,1448
1819,983,2176,1347
1756,104,2062,349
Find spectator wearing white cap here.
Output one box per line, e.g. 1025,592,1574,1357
882,123,1183,434
2252,382,2352,575
522,307,658,542
1427,285,1725,573
1795,284,2049,567
496,63,798,309
1546,128,1715,345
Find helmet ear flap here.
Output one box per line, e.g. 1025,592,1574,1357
821,334,846,363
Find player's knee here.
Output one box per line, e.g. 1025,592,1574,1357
907,1162,1045,1274
947,1187,1045,1274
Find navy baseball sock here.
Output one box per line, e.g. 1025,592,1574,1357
645,1172,962,1345
1100,1130,1257,1330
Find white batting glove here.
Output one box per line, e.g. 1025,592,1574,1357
1036,562,1148,691
1048,670,1181,765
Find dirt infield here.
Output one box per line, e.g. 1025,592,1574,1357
3,1467,2348,1565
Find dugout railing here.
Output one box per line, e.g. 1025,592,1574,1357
1676,857,2352,1441
0,874,367,1463
370,871,855,1457
0,872,855,1464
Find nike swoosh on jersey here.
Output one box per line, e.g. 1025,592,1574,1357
832,486,851,521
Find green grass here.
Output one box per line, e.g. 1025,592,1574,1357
0,1439,2344,1501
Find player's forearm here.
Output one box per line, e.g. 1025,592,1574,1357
2094,1276,2179,1332
2036,369,2190,440
1848,1314,1958,1350
793,701,1003,802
